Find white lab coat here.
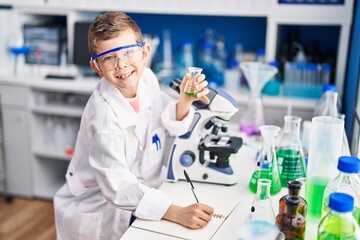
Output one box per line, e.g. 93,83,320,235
54,68,194,240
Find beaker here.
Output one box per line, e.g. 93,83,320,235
305,116,344,219
277,116,306,187
245,178,276,226
239,62,278,135
184,67,203,97
249,125,282,195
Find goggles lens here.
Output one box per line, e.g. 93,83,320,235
91,42,145,72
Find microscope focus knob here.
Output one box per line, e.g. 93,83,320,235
180,151,195,167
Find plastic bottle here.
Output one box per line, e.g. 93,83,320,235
318,192,360,240
313,84,337,117
276,196,306,240
276,116,306,187
176,41,194,78
279,180,307,217
322,156,360,225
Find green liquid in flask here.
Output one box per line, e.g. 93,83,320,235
185,91,198,98
249,169,281,195
277,149,306,187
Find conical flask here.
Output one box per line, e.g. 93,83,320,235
239,62,278,136
245,178,276,226
249,125,282,195
185,67,203,97
276,116,307,187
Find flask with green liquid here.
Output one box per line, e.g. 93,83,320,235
184,67,202,97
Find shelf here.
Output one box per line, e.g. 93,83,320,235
33,148,71,161
32,104,84,117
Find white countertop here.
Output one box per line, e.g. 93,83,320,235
121,130,320,240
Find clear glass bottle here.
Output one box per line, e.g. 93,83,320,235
276,196,306,240
184,67,202,97
245,178,276,227
322,156,360,225
279,180,307,217
249,125,282,195
313,84,338,117
318,192,360,240
276,116,307,187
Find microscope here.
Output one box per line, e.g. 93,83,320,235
166,79,243,185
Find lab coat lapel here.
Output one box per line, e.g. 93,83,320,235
99,78,138,128
134,75,154,150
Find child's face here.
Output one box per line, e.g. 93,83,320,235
90,29,150,98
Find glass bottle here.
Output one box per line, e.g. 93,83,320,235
245,178,276,227
276,116,307,187
322,156,360,225
313,84,337,117
249,125,282,195
318,192,360,240
276,196,306,240
279,180,307,217
184,67,202,97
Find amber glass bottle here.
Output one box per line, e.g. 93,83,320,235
276,196,306,240
279,180,307,217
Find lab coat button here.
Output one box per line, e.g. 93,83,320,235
69,172,73,176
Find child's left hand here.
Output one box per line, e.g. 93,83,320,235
180,73,210,105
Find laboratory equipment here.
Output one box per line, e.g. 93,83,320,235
249,125,281,195
245,178,276,226
239,62,278,136
276,116,306,187
313,84,337,117
305,116,344,219
7,35,30,76
237,222,285,240
322,156,360,225
318,192,360,240
276,196,306,240
185,67,203,97
166,79,243,185
279,180,307,217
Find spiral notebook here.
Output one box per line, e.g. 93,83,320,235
131,181,241,240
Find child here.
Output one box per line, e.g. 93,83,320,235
54,12,214,239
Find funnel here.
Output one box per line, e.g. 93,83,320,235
239,62,278,135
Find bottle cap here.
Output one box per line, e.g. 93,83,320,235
322,84,336,92
337,156,360,173
329,192,354,213
285,196,300,206
287,180,302,190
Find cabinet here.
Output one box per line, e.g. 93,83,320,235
0,83,32,197
28,80,94,199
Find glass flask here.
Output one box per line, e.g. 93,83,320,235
279,180,307,218
276,196,306,240
239,62,278,136
318,192,360,240
245,178,276,226
184,67,203,97
322,156,360,225
276,116,306,187
249,125,282,195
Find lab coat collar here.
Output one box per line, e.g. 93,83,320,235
98,77,138,128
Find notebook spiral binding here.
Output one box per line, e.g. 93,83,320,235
212,213,225,219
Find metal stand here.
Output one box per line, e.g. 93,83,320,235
0,94,13,203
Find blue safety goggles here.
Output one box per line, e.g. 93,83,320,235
90,42,145,61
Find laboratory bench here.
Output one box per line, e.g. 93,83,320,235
121,130,320,240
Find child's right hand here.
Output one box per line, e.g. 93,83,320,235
162,203,214,229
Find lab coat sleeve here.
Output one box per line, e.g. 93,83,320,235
161,100,195,136
89,130,172,220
